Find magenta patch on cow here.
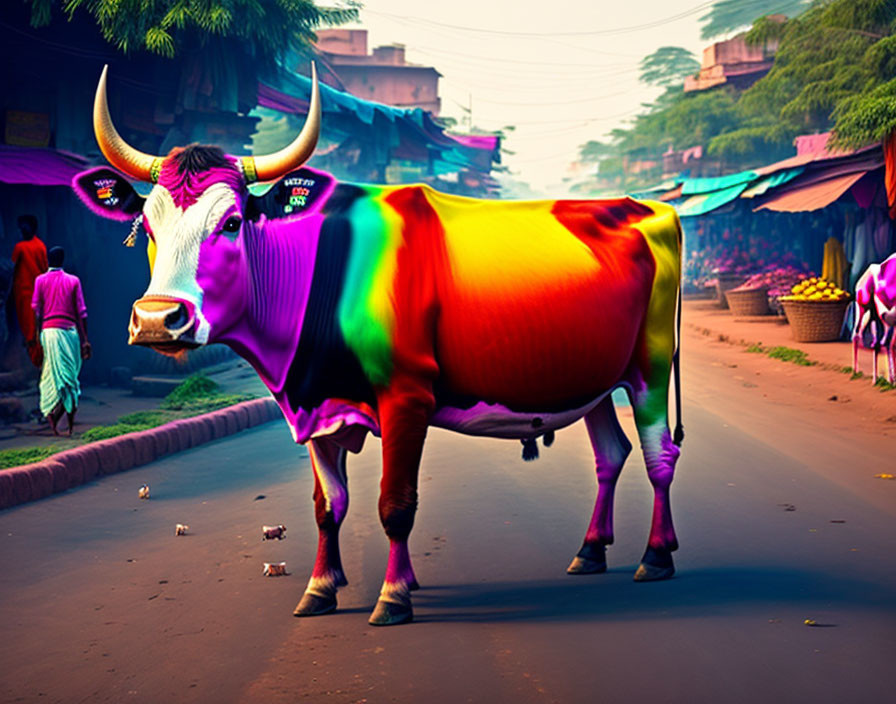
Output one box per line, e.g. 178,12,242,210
157,158,245,209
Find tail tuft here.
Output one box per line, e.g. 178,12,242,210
673,424,684,447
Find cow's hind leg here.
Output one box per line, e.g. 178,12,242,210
568,396,632,575
294,437,350,617
628,371,681,582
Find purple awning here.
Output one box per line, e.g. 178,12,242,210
0,146,90,187
446,133,499,151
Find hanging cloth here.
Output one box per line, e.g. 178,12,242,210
821,236,849,289
884,131,896,220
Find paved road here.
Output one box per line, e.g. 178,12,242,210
2,330,894,704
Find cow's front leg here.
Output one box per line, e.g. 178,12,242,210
369,386,431,626
294,437,349,617
568,396,632,575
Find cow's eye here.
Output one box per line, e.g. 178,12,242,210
221,216,242,234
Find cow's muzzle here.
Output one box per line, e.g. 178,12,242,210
128,296,200,354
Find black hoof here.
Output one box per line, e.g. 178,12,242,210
634,546,675,582
293,591,337,617
369,599,413,626
568,542,607,574
567,556,607,575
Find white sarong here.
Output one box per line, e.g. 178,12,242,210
39,327,82,417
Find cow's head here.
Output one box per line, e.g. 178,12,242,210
72,65,321,356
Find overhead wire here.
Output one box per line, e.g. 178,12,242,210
363,1,717,38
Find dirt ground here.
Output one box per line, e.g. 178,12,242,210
0,302,894,704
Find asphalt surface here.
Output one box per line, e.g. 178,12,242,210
1,326,895,704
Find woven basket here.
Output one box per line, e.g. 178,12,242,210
716,273,746,309
725,287,770,316
781,299,850,342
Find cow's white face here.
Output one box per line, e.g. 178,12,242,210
132,175,249,353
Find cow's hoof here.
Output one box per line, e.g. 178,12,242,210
567,556,607,575
369,599,413,626
634,546,675,582
293,591,337,617
633,563,675,581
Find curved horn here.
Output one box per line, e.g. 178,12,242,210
94,65,164,182
245,62,321,183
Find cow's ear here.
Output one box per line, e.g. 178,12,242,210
72,167,145,222
246,167,335,221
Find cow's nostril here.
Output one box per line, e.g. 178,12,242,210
164,304,190,331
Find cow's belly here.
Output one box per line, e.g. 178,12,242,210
435,283,646,411
431,389,617,439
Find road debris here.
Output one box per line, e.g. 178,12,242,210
874,473,894,480
263,562,288,576
262,525,287,541
138,484,150,500
175,524,189,536
778,503,796,511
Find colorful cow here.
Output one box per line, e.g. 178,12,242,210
74,66,685,626
852,253,896,384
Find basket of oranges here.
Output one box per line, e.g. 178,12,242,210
779,278,851,342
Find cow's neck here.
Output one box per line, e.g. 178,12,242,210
219,214,322,394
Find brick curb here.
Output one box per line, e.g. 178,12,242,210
0,398,281,510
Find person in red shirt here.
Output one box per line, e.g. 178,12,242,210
32,247,91,436
11,215,48,367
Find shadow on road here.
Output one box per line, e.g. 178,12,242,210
405,565,887,624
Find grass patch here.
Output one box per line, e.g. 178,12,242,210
851,371,865,380
118,410,178,426
4,374,260,469
746,343,766,353
162,373,221,409
0,445,61,470
765,346,816,366
81,422,160,442
173,393,256,414
874,377,896,392
81,393,255,443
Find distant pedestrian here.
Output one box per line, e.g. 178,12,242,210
32,247,91,435
11,215,48,366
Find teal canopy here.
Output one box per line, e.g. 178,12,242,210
680,170,758,196
675,182,749,217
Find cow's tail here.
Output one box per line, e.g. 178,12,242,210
672,282,684,446
672,220,684,447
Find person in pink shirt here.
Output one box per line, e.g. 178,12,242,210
32,247,91,435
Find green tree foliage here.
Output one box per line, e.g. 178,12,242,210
700,0,810,39
831,78,896,148
739,0,896,149
26,0,358,62
639,47,700,88
584,0,896,187
578,140,615,164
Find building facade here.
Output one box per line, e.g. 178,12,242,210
316,30,442,115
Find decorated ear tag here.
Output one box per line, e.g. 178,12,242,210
95,177,121,207
123,214,143,247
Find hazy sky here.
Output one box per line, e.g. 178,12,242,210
339,1,717,194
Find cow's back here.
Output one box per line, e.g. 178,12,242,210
422,189,679,411
328,184,680,413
